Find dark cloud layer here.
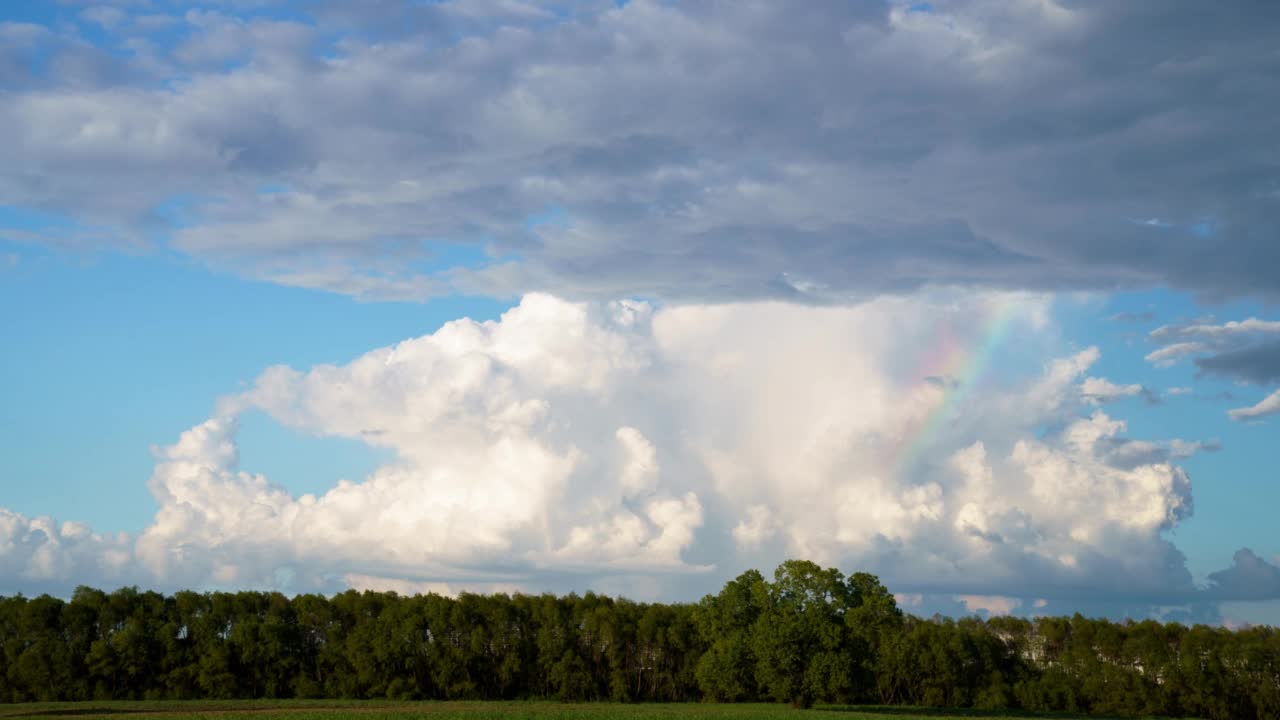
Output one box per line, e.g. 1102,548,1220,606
1196,341,1280,385
2,0,1279,300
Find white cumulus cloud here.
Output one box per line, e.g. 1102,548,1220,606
0,292,1267,612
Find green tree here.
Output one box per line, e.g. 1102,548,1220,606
695,568,766,701
750,560,856,707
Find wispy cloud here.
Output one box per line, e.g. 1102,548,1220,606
1228,389,1280,422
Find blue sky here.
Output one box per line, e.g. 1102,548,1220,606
1054,290,1279,581
2,0,1279,624
0,233,505,531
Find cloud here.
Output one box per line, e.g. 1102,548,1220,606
1197,341,1280,385
1151,319,1280,342
79,6,128,30
2,2,1280,300
1147,318,1280,376
1205,549,1280,602
0,510,133,596
0,291,1262,616
1110,311,1155,324
1145,316,1280,420
955,594,1021,617
1080,376,1159,405
341,573,522,598
1228,389,1280,422
732,505,777,550
0,22,52,87
1081,428,1219,470
1145,342,1209,367
1168,439,1222,459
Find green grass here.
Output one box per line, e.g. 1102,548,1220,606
0,702,1192,720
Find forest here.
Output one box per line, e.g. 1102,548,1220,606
1,560,1276,720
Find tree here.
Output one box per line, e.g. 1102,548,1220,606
0,563,1272,715
695,569,765,702
751,560,858,708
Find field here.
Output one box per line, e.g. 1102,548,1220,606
0,702,1193,720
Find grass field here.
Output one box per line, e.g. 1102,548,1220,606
0,701,1195,720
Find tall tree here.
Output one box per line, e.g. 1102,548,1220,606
695,568,766,702
750,560,856,707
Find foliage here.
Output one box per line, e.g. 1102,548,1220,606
0,698,1161,720
0,561,1275,719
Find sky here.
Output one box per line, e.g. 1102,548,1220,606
1,0,1279,626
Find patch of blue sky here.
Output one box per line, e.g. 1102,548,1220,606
0,248,510,535
169,1,348,64
1,1,63,27
3,0,577,74
1054,288,1278,583
1,0,343,78
1190,217,1217,239
5,4,138,62
0,205,116,249
149,193,225,232
525,204,571,231
0,205,81,234
235,410,394,500
880,0,933,15
0,32,54,86
69,20,126,57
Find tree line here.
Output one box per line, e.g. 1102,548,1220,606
1,560,1277,719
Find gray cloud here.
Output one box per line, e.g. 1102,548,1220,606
1110,311,1155,324
1079,376,1161,406
2,1,1279,300
1205,549,1280,603
1196,340,1280,385
1094,436,1219,470
0,22,51,87
899,547,1280,621
1145,316,1280,420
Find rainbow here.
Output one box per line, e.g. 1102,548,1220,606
889,296,1019,479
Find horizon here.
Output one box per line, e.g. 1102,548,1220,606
2,1,1279,629
5,562,1278,630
